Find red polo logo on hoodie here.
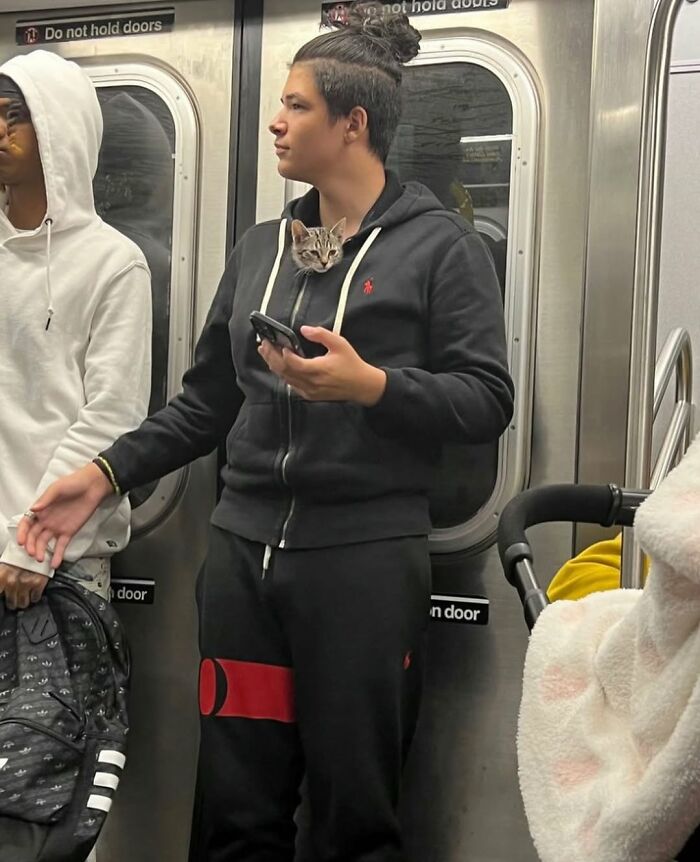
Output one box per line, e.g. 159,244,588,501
363,278,374,295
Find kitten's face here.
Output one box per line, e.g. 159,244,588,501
291,218,346,273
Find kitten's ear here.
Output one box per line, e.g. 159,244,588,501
330,218,347,241
291,219,311,244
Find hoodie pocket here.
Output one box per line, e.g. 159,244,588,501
288,400,436,502
224,402,284,490
227,408,249,446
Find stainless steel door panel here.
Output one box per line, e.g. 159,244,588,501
0,3,235,859
257,2,594,859
106,458,214,861
575,0,655,550
400,553,537,862
0,0,664,857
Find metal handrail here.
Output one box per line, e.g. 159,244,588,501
650,401,692,489
653,327,692,420
649,327,693,490
621,0,686,589
650,327,693,489
621,326,694,585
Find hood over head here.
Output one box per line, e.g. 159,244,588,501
282,170,450,238
0,49,102,232
266,173,458,338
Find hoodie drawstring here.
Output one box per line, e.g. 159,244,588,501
44,217,54,331
258,219,382,335
332,227,381,335
260,219,288,316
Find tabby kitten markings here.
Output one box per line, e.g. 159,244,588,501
291,218,346,273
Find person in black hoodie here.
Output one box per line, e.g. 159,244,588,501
18,3,514,860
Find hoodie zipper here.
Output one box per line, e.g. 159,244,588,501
264,224,380,557
277,272,309,550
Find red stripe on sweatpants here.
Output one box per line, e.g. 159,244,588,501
204,658,296,723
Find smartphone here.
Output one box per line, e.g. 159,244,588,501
250,310,306,357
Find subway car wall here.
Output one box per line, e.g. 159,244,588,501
1,1,698,860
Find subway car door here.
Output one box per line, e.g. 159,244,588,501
256,2,594,860
0,2,236,859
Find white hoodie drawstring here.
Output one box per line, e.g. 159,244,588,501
259,218,382,336
44,217,54,331
332,227,381,335
259,219,288,316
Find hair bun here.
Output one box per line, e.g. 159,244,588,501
347,2,421,64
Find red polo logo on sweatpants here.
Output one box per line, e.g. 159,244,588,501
199,658,295,722
363,278,374,295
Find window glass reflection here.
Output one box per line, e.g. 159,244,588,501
94,86,176,508
387,63,512,528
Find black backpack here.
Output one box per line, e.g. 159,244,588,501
0,575,130,862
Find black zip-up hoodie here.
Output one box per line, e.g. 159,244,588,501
102,173,514,548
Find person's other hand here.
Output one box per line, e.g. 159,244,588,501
0,564,50,610
17,463,113,569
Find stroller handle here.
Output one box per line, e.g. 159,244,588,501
498,483,651,631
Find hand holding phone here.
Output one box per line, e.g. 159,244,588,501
250,311,306,357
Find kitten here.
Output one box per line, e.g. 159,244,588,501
291,218,346,273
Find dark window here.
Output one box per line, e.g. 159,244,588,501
387,63,512,527
94,86,176,508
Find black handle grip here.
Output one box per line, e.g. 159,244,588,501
498,484,617,585
497,483,652,630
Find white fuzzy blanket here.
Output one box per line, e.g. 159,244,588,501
518,436,700,861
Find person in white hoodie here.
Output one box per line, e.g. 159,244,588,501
0,50,152,609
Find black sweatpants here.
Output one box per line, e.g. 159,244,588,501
189,526,431,862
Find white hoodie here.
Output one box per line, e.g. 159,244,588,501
0,50,152,576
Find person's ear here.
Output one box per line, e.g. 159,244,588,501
345,106,368,143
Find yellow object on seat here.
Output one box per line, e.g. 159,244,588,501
547,533,624,601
